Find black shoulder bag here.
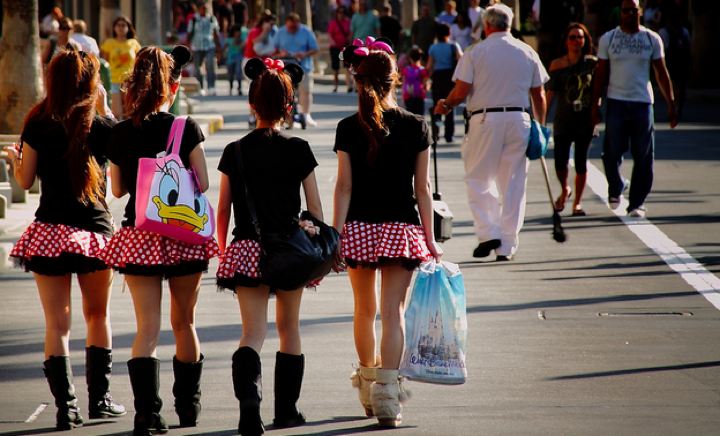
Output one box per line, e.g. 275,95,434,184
233,141,340,291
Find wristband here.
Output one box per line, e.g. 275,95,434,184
442,103,453,112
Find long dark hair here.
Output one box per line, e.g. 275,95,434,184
23,49,104,206
112,15,136,39
354,50,399,165
558,22,594,56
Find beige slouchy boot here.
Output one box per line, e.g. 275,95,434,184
350,356,380,416
370,369,411,427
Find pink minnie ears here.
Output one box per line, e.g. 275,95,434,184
352,36,394,57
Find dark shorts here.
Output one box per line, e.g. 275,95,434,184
17,253,110,276
116,260,209,280
330,46,343,71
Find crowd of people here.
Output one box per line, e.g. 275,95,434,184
3,0,690,434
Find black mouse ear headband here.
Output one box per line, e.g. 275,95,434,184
244,58,304,85
340,36,395,71
169,45,193,81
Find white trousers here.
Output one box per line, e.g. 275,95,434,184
461,112,531,256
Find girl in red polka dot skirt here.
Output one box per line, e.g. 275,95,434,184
5,49,126,430
215,58,323,435
332,43,443,427
98,46,219,436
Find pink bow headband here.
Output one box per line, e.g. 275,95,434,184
350,36,394,56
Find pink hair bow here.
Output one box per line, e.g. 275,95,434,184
352,36,394,56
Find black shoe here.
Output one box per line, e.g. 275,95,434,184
128,358,168,436
44,356,84,430
173,354,204,428
232,347,265,436
272,352,306,429
473,239,501,258
86,346,126,419
496,255,513,262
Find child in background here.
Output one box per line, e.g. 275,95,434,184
226,24,249,96
401,47,429,116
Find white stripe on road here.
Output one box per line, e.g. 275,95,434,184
585,162,720,310
25,403,47,422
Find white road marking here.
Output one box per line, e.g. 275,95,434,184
585,162,720,310
26,403,48,422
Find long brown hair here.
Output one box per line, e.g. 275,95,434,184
23,49,104,206
558,22,594,56
354,50,399,165
112,15,136,39
248,69,294,124
123,46,175,127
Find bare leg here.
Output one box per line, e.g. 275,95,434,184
236,285,270,353
554,169,570,210
345,68,352,91
300,90,312,116
36,274,73,359
378,265,414,369
111,92,123,120
348,267,379,368
168,273,202,363
332,69,339,90
77,269,114,348
126,275,163,358
275,288,304,355
573,173,588,211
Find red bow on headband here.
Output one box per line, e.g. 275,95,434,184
263,58,285,71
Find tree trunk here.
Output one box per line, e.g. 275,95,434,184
135,0,162,46
296,0,312,30
0,0,43,134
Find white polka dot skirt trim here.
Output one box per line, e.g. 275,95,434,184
99,226,221,268
341,221,431,263
10,222,110,261
216,239,322,288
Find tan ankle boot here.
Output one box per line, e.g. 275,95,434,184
370,369,411,427
350,360,379,416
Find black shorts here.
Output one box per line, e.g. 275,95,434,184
17,253,110,276
330,46,343,71
116,260,209,279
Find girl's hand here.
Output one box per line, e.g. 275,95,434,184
4,143,20,161
331,239,347,273
426,240,444,263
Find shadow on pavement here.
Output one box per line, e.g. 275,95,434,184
547,360,720,381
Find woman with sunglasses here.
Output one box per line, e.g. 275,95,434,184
42,17,82,66
5,48,125,431
545,23,598,216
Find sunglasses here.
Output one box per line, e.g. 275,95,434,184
621,7,639,14
568,35,585,40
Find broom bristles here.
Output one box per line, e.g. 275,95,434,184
552,211,567,243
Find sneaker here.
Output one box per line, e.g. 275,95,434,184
628,207,646,218
608,196,621,210
208,87,217,96
199,89,206,97
304,114,318,127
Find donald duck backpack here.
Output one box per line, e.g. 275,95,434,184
135,116,215,244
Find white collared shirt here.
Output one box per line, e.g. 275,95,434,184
453,32,548,112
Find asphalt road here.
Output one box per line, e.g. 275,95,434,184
0,81,719,436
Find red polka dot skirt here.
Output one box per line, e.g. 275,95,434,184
99,226,220,268
217,239,322,288
10,222,109,262
341,221,431,263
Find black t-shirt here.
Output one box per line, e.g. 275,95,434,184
21,115,116,236
547,55,597,136
379,16,402,51
232,1,247,26
106,113,205,227
334,108,431,225
218,129,318,241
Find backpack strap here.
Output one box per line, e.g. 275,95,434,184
166,116,188,155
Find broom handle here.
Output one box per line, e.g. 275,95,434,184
539,156,556,211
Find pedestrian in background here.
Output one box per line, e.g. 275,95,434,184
244,11,278,128
70,19,100,57
591,0,676,218
187,2,222,96
216,58,322,436
350,0,381,42
450,12,474,50
101,16,141,119
379,3,402,53
100,46,219,436
411,4,437,62
401,47,429,116
438,0,458,25
545,23,598,217
333,45,442,428
427,23,463,143
328,5,353,92
226,23,248,95
5,49,125,431
435,3,548,261
42,17,82,66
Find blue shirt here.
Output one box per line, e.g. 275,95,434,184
272,24,318,73
428,42,459,70
437,12,457,26
350,12,380,41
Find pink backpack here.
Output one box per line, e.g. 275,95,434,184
135,116,215,244
403,66,424,99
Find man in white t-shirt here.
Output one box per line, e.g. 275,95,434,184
434,4,548,261
70,20,100,57
591,0,676,218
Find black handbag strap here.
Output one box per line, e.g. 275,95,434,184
232,141,263,239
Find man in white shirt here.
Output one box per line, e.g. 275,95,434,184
467,0,485,41
590,0,676,218
434,3,548,261
70,20,100,57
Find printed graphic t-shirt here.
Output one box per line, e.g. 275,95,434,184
334,108,431,225
218,129,318,241
597,26,664,103
106,113,205,227
101,38,142,84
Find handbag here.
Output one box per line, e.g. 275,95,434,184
400,261,467,384
135,116,215,244
526,110,551,160
233,141,340,291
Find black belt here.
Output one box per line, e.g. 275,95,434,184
470,107,526,116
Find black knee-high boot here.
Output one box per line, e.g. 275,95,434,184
172,354,204,427
86,346,126,419
127,357,168,436
43,356,84,430
273,352,306,428
232,347,264,436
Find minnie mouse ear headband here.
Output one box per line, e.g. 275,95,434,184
169,45,192,81
244,58,304,85
340,36,395,70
